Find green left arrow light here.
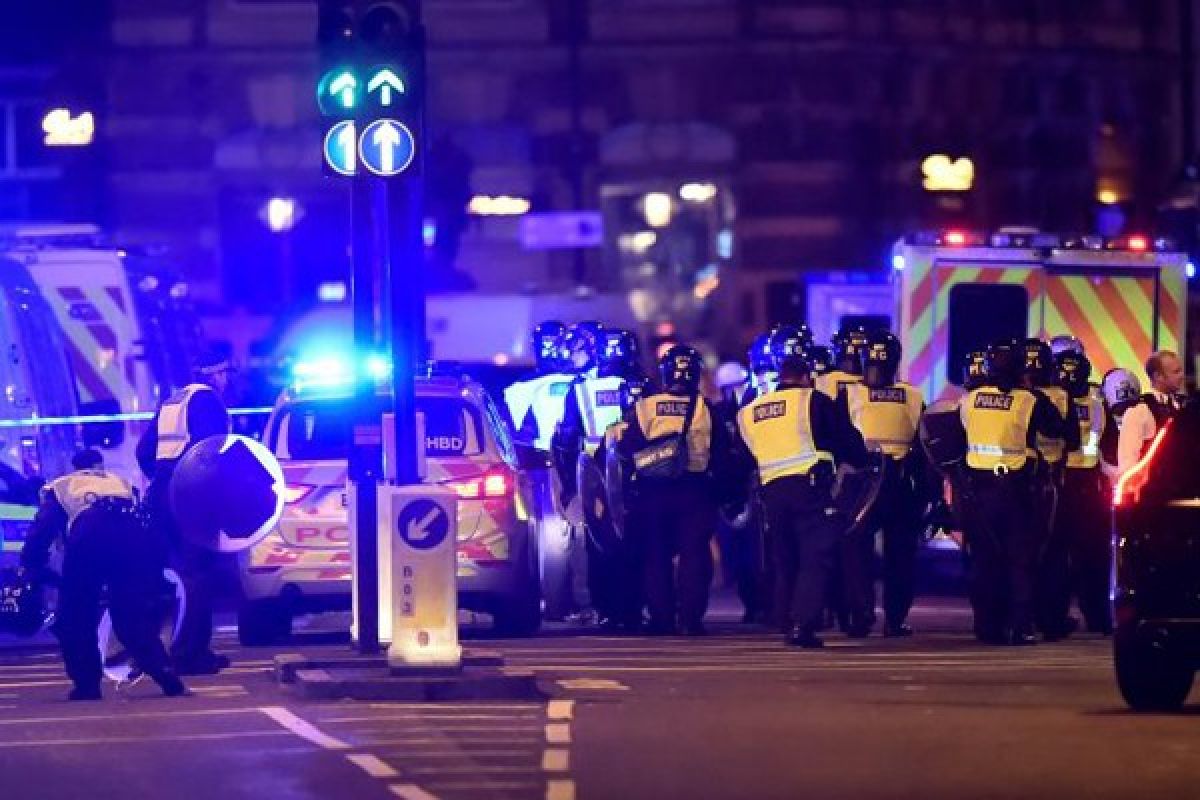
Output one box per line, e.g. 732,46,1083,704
367,68,405,107
317,68,361,114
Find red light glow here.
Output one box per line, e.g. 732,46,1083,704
1126,235,1149,252
944,231,967,246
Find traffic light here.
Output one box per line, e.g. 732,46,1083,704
317,0,424,178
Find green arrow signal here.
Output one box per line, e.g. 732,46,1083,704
330,71,358,109
367,69,405,107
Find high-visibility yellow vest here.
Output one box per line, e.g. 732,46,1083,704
815,370,860,401
736,388,834,485
1035,386,1070,465
960,386,1038,471
633,393,713,473
845,381,923,459
1066,390,1105,470
49,470,134,530
576,376,626,456
156,384,223,461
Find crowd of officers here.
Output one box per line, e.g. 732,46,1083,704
507,320,1189,649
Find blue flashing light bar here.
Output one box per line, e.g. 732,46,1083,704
291,352,393,392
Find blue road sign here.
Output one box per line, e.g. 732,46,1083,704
397,497,449,550
358,119,416,177
323,120,357,176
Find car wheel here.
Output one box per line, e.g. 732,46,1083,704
237,599,292,646
1114,626,1195,711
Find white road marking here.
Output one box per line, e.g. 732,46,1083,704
545,723,571,745
346,753,400,778
0,707,264,725
904,685,928,692
0,730,289,748
0,679,68,689
547,779,576,800
547,699,575,720
374,748,541,758
556,678,629,691
259,706,350,751
389,784,440,800
367,703,540,710
542,748,570,772
323,713,540,723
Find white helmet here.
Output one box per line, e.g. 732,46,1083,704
715,361,749,390
1101,368,1142,409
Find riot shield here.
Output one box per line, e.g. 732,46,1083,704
99,568,186,685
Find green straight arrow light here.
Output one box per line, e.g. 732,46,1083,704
367,68,405,107
330,71,358,109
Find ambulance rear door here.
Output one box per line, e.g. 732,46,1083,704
1041,248,1186,384
901,242,1044,402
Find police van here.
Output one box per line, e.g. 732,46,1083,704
238,365,541,643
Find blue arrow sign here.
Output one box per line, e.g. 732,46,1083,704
323,120,357,176
358,119,416,177
397,498,449,550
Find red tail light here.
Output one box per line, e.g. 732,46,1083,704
283,484,315,504
452,469,512,500
944,230,967,246
1126,234,1149,252
1113,421,1172,507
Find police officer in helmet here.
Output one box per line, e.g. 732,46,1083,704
744,333,777,405
806,345,835,377
954,340,1070,645
618,345,737,635
843,330,926,636
963,350,988,391
1020,338,1081,640
817,326,868,400
21,450,187,700
735,329,869,647
1054,350,1111,634
137,347,233,674
504,320,573,451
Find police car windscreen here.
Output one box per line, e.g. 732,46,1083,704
277,398,485,460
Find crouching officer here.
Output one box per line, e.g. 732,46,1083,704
21,450,186,700
844,330,926,637
736,330,869,648
1055,351,1111,633
956,341,1069,645
137,348,233,675
618,345,737,635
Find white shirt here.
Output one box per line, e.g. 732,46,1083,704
1116,402,1158,479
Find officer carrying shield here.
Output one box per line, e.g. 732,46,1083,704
843,330,926,637
1021,338,1081,640
21,450,186,700
954,341,1071,645
618,345,738,635
735,330,869,648
1054,350,1112,634
137,347,233,675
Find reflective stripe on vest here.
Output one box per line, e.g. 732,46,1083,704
736,388,834,485
845,382,923,460
960,387,1038,471
50,470,134,531
1067,392,1105,470
526,374,573,451
156,383,227,461
1035,386,1070,465
577,376,626,455
815,371,860,401
634,393,713,474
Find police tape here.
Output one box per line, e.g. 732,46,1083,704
0,407,274,429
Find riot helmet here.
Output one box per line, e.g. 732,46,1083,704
862,330,901,389
1020,338,1055,387
1055,351,1092,399
599,328,641,379
806,345,835,376
963,350,988,390
748,333,774,376
832,326,869,375
1050,335,1085,358
562,320,603,374
1101,368,1142,415
984,339,1021,390
769,326,813,377
532,320,567,374
659,345,704,394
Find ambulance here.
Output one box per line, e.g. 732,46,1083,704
892,229,1189,402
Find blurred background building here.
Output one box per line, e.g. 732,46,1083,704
2,0,1195,358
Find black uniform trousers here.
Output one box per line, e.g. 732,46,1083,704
961,469,1039,639
146,463,218,665
629,479,716,631
1059,467,1113,633
762,471,842,634
875,467,924,627
55,500,173,692
1034,465,1072,636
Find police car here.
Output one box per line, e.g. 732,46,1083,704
1112,399,1200,710
238,368,541,644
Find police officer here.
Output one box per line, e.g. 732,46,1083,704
963,350,988,391
743,333,777,405
817,326,868,400
735,329,869,647
137,348,233,674
21,450,186,700
843,331,926,636
1055,350,1112,634
1098,368,1143,482
807,345,835,377
618,345,737,635
955,341,1071,645
504,320,573,451
1115,351,1186,478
